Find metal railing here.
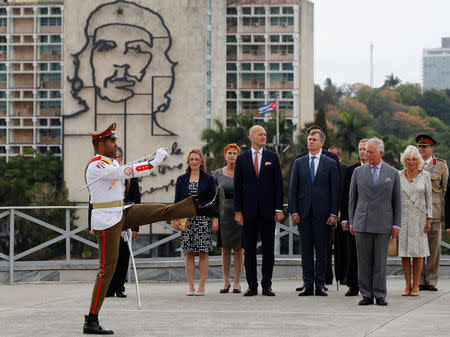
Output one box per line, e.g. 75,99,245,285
1,205,449,284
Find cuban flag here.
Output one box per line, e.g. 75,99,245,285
258,100,277,115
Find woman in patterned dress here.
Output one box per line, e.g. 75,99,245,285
399,145,432,296
172,149,218,295
213,144,244,294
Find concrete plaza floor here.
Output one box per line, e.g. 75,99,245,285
0,277,449,337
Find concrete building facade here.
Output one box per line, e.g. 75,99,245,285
423,37,450,90
0,0,63,161
226,0,314,128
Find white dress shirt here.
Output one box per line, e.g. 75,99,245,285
424,156,432,167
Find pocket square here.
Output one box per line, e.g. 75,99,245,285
264,162,272,166
384,177,391,183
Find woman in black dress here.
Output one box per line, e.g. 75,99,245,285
172,149,218,295
213,144,243,293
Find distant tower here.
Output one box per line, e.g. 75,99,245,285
370,41,374,87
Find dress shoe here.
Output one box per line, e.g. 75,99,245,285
428,286,438,291
243,288,258,296
220,285,231,293
83,314,113,335
298,288,314,296
345,288,359,297
195,192,220,217
295,285,304,292
358,297,374,305
262,288,275,296
323,286,328,291
115,291,127,298
375,298,388,306
232,288,241,294
105,291,114,298
419,284,428,291
315,288,328,296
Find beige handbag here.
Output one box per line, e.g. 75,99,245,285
177,218,189,232
388,237,398,257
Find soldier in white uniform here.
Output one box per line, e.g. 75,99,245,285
416,135,448,292
83,123,219,335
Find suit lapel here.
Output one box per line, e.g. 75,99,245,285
371,163,388,198
301,155,312,184
314,154,326,183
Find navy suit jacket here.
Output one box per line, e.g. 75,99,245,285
174,172,215,206
288,153,340,219
234,149,283,219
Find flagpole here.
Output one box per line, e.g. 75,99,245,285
276,96,279,153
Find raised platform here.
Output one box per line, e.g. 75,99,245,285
1,256,450,283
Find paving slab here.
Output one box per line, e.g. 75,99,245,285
0,277,449,337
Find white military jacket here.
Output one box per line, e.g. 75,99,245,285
86,154,151,230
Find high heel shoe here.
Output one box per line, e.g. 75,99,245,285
220,285,231,293
232,288,241,294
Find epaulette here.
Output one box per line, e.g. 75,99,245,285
92,155,101,161
434,157,446,165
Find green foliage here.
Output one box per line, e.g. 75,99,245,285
395,83,422,106
334,111,368,159
0,153,88,260
419,89,450,124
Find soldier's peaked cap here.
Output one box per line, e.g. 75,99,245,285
89,123,118,140
415,134,436,146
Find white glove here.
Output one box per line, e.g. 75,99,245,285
150,147,168,167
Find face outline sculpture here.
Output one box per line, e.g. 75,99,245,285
67,0,177,136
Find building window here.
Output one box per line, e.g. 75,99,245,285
241,91,251,99
40,8,48,15
242,35,251,43
254,91,264,98
282,91,293,99
227,17,237,28
0,8,7,15
50,63,61,71
226,91,237,99
254,63,265,71
40,17,62,27
50,146,61,154
0,45,6,55
50,8,61,15
270,35,280,43
50,90,61,98
254,35,265,43
243,17,265,26
282,7,294,14
50,35,61,43
282,63,293,70
226,63,237,71
39,129,61,138
282,35,294,43
40,72,61,82
227,7,237,15
39,101,61,110
270,63,279,70
242,101,264,110
270,7,280,15
226,35,236,43
40,45,61,55
0,18,7,27
40,36,48,43
241,63,251,71
50,118,61,126
226,101,236,110
254,7,265,15
39,91,48,98
242,7,251,15
279,101,293,109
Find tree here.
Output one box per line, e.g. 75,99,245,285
355,85,389,117
419,89,450,124
337,98,372,120
383,73,401,88
334,111,368,158
395,83,422,106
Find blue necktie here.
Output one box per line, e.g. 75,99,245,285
310,156,316,182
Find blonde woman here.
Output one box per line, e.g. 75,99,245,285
172,149,218,295
399,145,432,296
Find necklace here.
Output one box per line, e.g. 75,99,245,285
405,169,418,182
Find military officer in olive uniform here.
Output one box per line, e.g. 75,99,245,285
83,123,219,335
416,135,448,292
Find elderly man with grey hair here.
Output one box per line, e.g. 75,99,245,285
348,137,402,306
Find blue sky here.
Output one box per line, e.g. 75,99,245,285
313,0,450,88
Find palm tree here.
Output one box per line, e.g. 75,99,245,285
334,111,368,158
384,74,401,88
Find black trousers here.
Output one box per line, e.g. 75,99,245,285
107,237,130,294
299,211,328,289
345,231,359,290
242,215,275,289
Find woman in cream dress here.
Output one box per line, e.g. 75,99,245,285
399,145,432,296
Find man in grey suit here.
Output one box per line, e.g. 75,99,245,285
349,137,401,306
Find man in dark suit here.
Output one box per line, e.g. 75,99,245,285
234,125,284,296
349,137,401,306
340,138,368,296
289,130,340,296
295,126,343,288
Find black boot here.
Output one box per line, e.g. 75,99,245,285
195,191,220,218
83,314,114,335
